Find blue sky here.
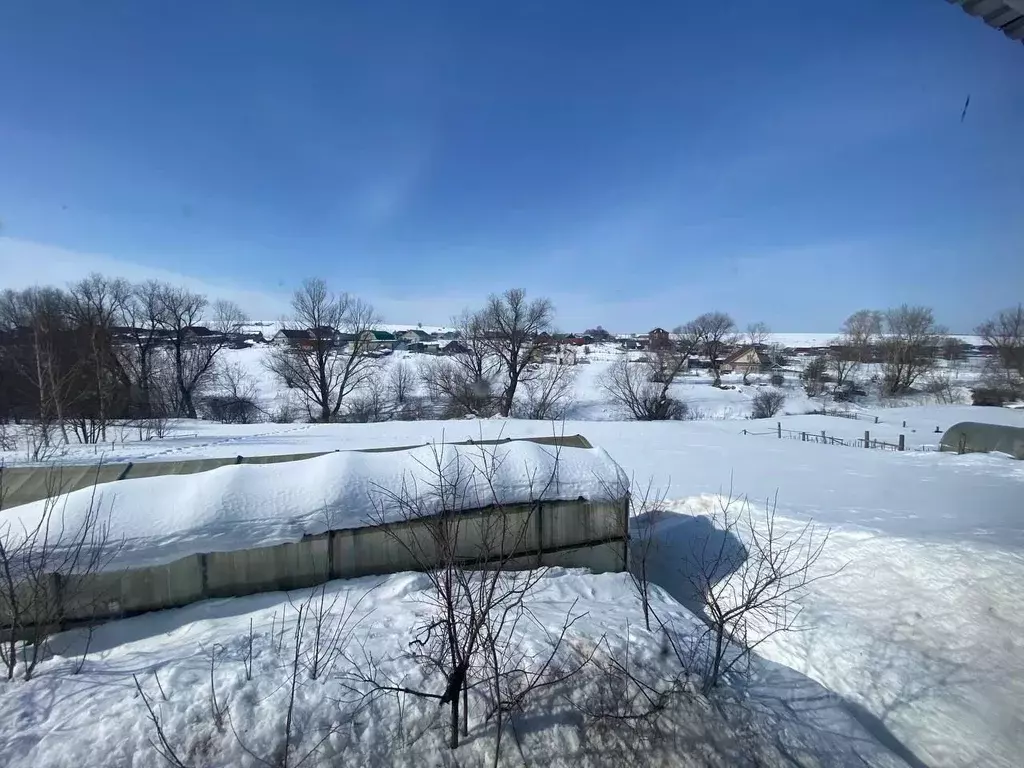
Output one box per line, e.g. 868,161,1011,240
0,1,1021,332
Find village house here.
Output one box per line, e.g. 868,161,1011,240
360,329,398,351
721,345,772,376
398,329,434,343
648,328,672,351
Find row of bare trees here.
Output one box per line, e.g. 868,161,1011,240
826,304,1022,397
0,274,247,450
976,304,1024,395
264,281,571,423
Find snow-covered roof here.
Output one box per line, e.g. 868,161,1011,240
2,442,628,571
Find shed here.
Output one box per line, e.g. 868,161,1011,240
939,421,1024,459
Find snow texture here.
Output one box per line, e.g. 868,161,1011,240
0,570,913,768
2,441,628,570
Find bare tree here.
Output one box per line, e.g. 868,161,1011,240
156,288,245,418
976,304,1024,389
388,360,415,406
880,305,944,395
680,312,736,387
0,287,78,446
750,388,785,419
67,274,131,443
828,309,881,388
601,357,687,421
478,289,554,417
843,309,884,356
347,441,593,757
264,279,380,422
740,322,771,384
450,309,500,385
745,322,770,349
514,362,577,420
116,280,171,419
678,489,833,689
155,286,206,418
801,355,828,397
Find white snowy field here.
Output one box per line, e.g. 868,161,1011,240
3,410,1024,766
0,569,916,768
2,340,1022,766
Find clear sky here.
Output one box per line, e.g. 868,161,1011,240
1,1,1021,332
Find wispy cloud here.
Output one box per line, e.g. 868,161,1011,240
0,237,291,319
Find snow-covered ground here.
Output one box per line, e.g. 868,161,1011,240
0,569,918,768
2,340,1022,766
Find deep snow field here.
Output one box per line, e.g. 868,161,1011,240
1,343,1022,767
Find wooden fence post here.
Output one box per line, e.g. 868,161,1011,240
821,430,826,443
902,420,906,428
875,416,879,424
864,430,870,449
777,422,782,439
801,432,806,442
898,434,905,451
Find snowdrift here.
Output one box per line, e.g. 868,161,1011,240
1,440,630,571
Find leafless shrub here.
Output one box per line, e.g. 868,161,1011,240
679,489,834,689
343,367,393,423
625,480,666,632
24,422,67,463
513,362,577,419
922,372,964,404
388,361,415,406
601,357,688,421
750,388,785,419
418,357,497,418
199,362,264,424
270,401,301,424
135,582,372,768
0,423,14,452
345,440,595,758
0,464,120,681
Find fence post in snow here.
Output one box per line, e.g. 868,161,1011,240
898,434,905,451
875,416,879,424
864,430,871,448
801,432,806,442
777,422,782,439
822,430,826,443
903,420,907,428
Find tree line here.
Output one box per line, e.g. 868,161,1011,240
4,271,1020,439
1,275,246,449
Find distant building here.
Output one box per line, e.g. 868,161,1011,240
648,328,671,351
272,328,313,348
360,329,398,351
721,345,772,376
440,340,471,356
